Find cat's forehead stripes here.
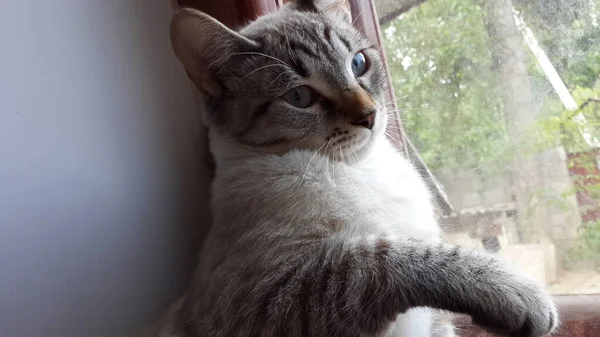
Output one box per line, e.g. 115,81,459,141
242,11,359,80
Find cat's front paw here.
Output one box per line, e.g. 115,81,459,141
471,273,558,337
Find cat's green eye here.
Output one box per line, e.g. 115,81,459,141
351,52,368,77
283,85,314,108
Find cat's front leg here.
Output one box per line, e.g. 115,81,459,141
376,239,558,337
304,237,558,337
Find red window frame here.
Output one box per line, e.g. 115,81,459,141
171,0,600,335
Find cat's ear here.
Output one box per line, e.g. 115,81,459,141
296,0,352,23
170,8,258,98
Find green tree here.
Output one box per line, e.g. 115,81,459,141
382,0,600,171
382,0,509,172
381,0,600,258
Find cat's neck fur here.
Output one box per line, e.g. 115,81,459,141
208,128,371,171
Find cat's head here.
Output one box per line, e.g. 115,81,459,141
171,0,388,161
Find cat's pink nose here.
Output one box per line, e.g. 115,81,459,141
351,110,376,130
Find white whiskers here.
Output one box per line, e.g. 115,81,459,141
267,70,289,88
241,64,289,79
230,51,290,67
294,139,331,194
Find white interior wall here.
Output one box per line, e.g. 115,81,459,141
0,1,209,336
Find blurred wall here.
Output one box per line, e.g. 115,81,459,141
0,1,209,336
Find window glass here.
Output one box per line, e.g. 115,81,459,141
377,0,600,295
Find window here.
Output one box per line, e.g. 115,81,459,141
175,0,600,334
375,0,600,335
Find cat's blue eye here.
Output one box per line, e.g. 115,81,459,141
283,85,314,108
351,52,368,77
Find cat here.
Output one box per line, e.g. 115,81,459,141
144,0,558,336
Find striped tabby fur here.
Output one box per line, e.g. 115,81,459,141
144,1,558,336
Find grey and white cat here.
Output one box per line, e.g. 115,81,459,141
145,0,558,336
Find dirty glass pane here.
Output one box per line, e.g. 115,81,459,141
376,0,600,295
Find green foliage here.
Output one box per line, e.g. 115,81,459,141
566,220,600,270
383,0,600,260
381,0,509,172
515,0,600,88
536,87,600,154
382,0,600,174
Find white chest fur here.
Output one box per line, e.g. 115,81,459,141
214,137,441,244
209,137,448,337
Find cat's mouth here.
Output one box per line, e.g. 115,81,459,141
323,109,386,162
324,128,373,162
